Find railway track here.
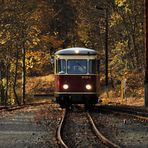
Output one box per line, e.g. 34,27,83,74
57,109,68,148
1,99,147,147
0,101,53,112
57,107,120,148
96,105,148,121
90,106,148,147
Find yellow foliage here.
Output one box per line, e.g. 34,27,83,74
0,40,6,45
115,0,131,14
26,51,49,71
0,31,11,45
115,0,127,7
32,38,39,45
110,11,122,27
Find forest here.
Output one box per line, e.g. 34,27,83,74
0,0,145,105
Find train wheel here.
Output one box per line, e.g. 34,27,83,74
59,103,65,108
58,97,71,109
56,97,60,103
59,102,71,109
85,103,95,111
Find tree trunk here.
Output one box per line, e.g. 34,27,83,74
5,62,9,106
0,64,5,105
13,48,20,105
144,0,148,107
22,30,26,105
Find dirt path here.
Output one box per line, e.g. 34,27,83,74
0,102,61,148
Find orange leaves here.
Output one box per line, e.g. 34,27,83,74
40,35,64,48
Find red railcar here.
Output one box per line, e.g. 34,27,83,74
54,47,100,108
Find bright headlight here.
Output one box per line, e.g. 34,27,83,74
86,84,92,90
63,84,69,90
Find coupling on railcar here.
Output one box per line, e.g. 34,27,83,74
54,47,100,108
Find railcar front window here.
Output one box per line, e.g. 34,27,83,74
67,60,87,74
58,59,66,74
89,60,96,74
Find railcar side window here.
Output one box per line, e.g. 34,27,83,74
89,60,96,74
58,59,66,74
67,59,87,74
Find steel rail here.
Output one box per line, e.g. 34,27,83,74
98,105,148,117
0,101,53,111
105,109,148,121
87,112,120,148
128,113,148,121
57,110,68,148
97,106,148,121
0,106,6,110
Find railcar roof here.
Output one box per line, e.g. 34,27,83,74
55,47,97,55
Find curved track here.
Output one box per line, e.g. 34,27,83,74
57,109,68,148
91,106,148,147
57,107,120,148
87,112,120,148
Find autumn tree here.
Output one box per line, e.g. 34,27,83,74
0,0,145,104
0,0,38,105
109,0,144,74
